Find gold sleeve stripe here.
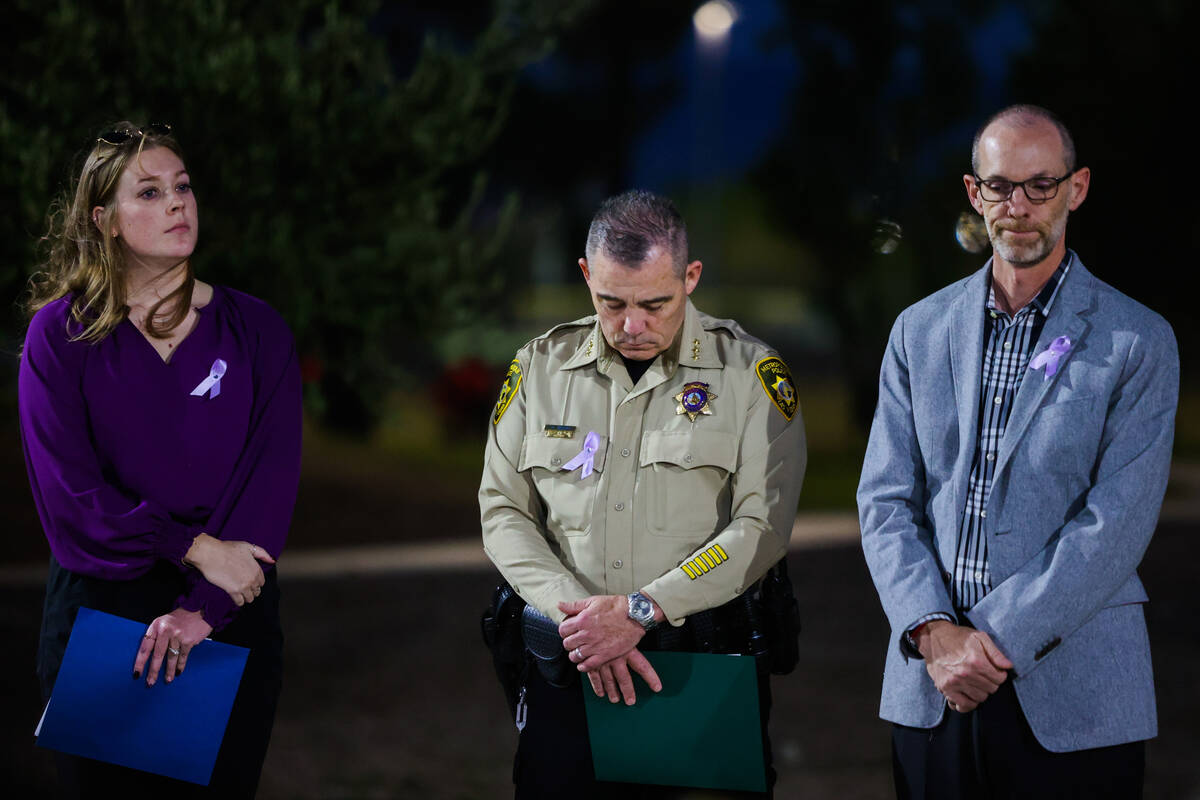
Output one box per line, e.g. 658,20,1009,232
680,545,731,580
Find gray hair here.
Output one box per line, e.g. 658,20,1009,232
971,104,1077,175
585,190,689,277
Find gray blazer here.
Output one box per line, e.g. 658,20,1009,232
857,254,1179,752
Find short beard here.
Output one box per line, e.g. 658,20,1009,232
987,211,1068,267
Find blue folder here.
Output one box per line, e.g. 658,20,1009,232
36,607,249,785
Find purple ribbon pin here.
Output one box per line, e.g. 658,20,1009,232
561,431,600,479
1029,336,1071,381
190,358,227,398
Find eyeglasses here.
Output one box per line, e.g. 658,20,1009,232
973,169,1076,204
96,122,173,146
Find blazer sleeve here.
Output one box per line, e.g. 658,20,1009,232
177,309,302,630
858,310,957,657
967,316,1179,677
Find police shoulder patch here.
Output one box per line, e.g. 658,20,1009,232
493,358,522,425
755,356,798,421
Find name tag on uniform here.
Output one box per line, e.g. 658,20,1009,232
543,425,576,439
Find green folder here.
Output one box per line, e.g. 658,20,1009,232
582,651,765,792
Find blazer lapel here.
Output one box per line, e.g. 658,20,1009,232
946,264,990,561
993,261,1093,479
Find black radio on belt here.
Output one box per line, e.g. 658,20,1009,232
758,558,801,675
480,582,528,717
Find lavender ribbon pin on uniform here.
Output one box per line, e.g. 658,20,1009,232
190,358,227,399
561,431,600,480
1029,336,1071,381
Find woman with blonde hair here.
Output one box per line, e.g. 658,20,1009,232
19,121,301,796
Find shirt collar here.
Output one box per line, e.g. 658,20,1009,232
675,299,723,370
559,299,722,374
986,250,1073,319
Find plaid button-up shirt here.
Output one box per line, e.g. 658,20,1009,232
953,254,1071,611
907,254,1072,643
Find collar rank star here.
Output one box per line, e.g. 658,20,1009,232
675,381,716,422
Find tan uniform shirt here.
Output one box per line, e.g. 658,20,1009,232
480,300,806,625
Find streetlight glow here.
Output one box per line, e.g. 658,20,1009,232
693,1,737,40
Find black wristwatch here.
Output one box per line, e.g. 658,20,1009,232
627,591,659,630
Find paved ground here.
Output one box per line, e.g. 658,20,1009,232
2,436,1198,798
3,519,1199,798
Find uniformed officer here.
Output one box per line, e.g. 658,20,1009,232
480,190,806,798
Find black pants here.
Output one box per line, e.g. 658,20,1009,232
513,660,774,799
37,557,284,798
892,679,1145,800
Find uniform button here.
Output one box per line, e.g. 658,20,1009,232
613,560,623,569
685,453,693,462
551,456,562,466
1003,341,1012,350
621,448,631,457
980,510,987,519
614,502,624,511
985,453,995,462
993,396,1002,405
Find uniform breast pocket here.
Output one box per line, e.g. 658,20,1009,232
639,429,738,537
519,434,608,536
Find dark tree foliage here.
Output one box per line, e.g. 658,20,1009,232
1005,0,1198,384
0,0,590,432
486,2,699,278
750,0,993,429
752,0,1198,430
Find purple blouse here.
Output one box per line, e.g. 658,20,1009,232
18,286,302,630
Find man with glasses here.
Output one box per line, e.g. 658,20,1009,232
858,104,1178,797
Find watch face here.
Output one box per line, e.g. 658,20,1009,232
629,593,653,623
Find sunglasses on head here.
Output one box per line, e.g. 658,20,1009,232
96,122,173,146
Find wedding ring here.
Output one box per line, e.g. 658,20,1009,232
168,647,181,656
573,647,582,660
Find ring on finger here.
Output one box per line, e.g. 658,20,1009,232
168,646,181,656
573,647,583,660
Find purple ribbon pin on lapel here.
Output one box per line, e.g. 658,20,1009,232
561,431,600,479
1029,336,1071,381
190,358,227,399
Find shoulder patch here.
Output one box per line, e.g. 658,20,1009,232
755,356,798,421
492,358,522,425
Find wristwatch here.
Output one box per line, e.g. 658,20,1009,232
627,591,659,630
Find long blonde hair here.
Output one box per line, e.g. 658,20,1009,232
26,122,194,342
